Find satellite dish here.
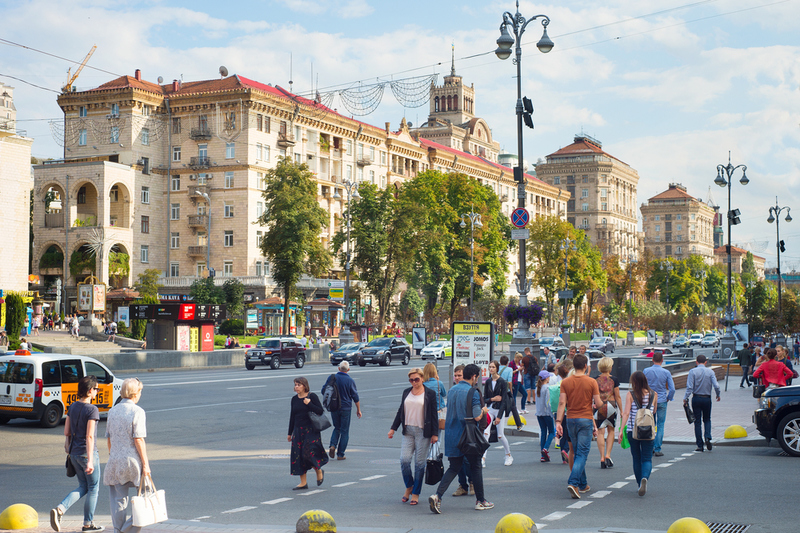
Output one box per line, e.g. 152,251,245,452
219,66,229,78
157,76,164,84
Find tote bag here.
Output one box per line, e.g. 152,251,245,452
131,473,168,527
424,441,444,485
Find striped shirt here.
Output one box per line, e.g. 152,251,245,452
626,392,651,432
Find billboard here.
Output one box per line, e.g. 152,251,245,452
452,322,494,379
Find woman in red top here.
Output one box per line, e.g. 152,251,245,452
753,348,793,388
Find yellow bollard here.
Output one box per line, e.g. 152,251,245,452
667,517,712,533
0,504,39,530
495,512,538,533
724,424,747,439
296,509,336,533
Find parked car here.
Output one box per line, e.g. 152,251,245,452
639,347,674,358
688,333,704,346
585,349,606,359
329,342,366,366
672,335,690,349
245,337,306,370
753,384,800,457
700,334,720,348
750,335,766,348
420,340,451,360
588,336,615,353
357,336,411,366
539,337,566,350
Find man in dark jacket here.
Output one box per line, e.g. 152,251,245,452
322,361,361,460
738,343,752,387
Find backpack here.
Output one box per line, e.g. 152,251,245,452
548,383,561,414
632,394,655,440
524,354,540,376
322,374,341,412
596,374,616,418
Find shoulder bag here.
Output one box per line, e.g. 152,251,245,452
131,473,168,527
424,441,444,485
65,455,76,477
457,385,491,456
309,410,331,432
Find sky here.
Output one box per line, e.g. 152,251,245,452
2,0,799,270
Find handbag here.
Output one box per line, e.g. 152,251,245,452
458,419,491,456
424,441,444,485
309,410,332,432
683,402,695,424
488,421,498,443
131,473,168,527
65,455,76,478
620,423,630,450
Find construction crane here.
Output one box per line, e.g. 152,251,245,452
62,45,97,93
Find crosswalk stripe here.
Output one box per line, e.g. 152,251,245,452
608,482,629,489
568,501,593,509
221,506,256,514
298,489,325,496
261,498,292,505
590,490,612,498
332,482,358,487
540,511,570,521
360,475,386,481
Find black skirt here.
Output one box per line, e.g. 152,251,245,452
290,424,329,475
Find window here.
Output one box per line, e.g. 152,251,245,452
357,167,363,181
141,186,150,204
225,171,234,189
263,145,270,162
655,215,660,221
692,246,697,253
370,146,375,160
256,230,263,247
370,170,375,184
110,127,119,144
142,105,150,117
554,177,560,184
256,143,262,160
196,263,206,277
78,187,86,204
346,140,352,155
79,106,87,117
171,203,180,220
223,260,233,276
601,203,607,211
655,236,661,242
264,116,270,133
582,176,588,183
172,146,181,162
677,214,682,220
199,115,208,131
141,128,149,146
643,216,647,222
357,143,364,158
256,261,263,277
141,157,150,175
226,142,235,159
381,174,386,188
224,202,234,218
257,172,266,189
197,204,206,216
110,103,119,117
109,186,119,202
171,117,181,134
79,129,87,146
676,246,682,254
600,188,608,198
170,262,179,277
582,218,589,228
140,245,149,263
691,214,696,220
346,165,352,180
655,225,661,232
198,144,207,159
224,230,234,247
677,224,682,231
197,173,207,185
171,175,180,191
381,151,387,165
257,114,263,131
167,231,179,249
581,203,589,211
256,202,264,218
581,189,588,198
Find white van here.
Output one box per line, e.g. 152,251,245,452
0,351,123,428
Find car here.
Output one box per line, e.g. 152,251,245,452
245,337,306,370
688,333,704,346
700,334,720,348
539,336,566,350
672,335,690,349
585,349,606,359
753,384,800,457
639,347,674,358
329,342,366,366
420,340,452,360
588,336,615,353
0,350,123,428
357,336,411,366
750,335,766,348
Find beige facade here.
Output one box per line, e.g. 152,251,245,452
715,245,766,279
536,135,640,260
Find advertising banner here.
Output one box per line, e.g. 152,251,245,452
246,309,258,329
412,327,426,351
176,324,190,351
92,285,106,312
451,322,494,379
78,285,92,311
118,306,130,328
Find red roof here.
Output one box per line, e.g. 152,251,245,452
648,186,696,202
714,246,765,261
547,137,628,166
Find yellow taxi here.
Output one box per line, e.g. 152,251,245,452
0,350,123,428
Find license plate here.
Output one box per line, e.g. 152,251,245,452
0,395,11,405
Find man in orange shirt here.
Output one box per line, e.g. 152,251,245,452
555,354,601,499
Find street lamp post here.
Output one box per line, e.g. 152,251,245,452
334,180,360,339
192,190,212,277
694,270,707,329
461,208,483,320
714,152,748,355
495,1,553,346
661,260,673,342
626,256,637,345
767,198,791,319
560,239,576,329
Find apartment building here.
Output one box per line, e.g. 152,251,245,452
535,135,640,260
640,183,716,262
714,245,766,279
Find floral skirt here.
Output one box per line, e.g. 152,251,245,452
290,425,329,476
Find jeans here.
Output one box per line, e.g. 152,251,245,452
456,456,472,490
399,425,430,496
691,395,713,447
109,482,142,533
59,450,101,525
566,418,593,490
437,454,484,502
329,408,352,457
627,431,654,486
537,415,555,451
654,402,668,453
740,365,751,386
512,382,527,410
523,374,535,400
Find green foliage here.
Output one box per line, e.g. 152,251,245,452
72,216,96,227
5,292,26,341
257,157,332,333
108,251,130,285
39,248,64,270
219,318,244,335
222,278,245,318
134,269,163,299
116,321,129,336
131,295,159,340
397,289,425,328
189,277,224,304
69,248,96,276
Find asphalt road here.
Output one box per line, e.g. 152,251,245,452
1,360,791,532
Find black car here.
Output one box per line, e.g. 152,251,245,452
753,384,800,457
357,336,411,366
245,338,306,370
330,342,366,366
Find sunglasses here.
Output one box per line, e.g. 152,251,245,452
409,377,421,383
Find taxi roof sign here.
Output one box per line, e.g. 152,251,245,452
14,349,32,356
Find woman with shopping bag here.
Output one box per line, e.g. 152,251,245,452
104,378,153,533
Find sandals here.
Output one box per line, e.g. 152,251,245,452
409,499,419,505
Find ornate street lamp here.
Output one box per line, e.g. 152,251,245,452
767,198,791,319
334,180,360,335
661,260,673,341
461,208,483,320
560,239,577,331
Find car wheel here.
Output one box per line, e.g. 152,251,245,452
777,412,800,457
40,402,63,429
358,358,366,367
246,363,255,370
0,416,9,425
295,354,305,369
381,354,391,366
270,356,281,370
402,352,410,365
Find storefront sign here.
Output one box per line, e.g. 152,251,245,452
451,322,494,379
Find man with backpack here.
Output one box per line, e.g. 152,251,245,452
521,347,539,407
321,361,361,460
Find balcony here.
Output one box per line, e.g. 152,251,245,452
356,157,372,167
44,213,65,228
190,127,212,141
187,184,210,198
277,132,295,148
188,215,209,228
189,156,211,169
187,245,208,257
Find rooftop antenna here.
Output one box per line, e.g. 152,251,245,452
451,42,456,76
289,52,293,94
219,66,228,78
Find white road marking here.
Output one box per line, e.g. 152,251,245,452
682,453,695,456
626,475,637,480
332,482,358,487
494,445,504,449
669,457,685,462
299,490,325,496
655,462,672,467
541,511,570,521
261,498,292,505
568,501,593,509
360,475,386,481
511,441,525,445
608,482,629,489
590,490,612,498
191,516,211,520
221,506,256,514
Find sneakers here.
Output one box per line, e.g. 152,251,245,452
638,478,648,496
469,483,475,496
475,500,495,511
82,525,104,532
540,451,547,463
567,485,580,499
542,449,550,462
653,451,664,457
579,485,591,493
504,454,513,466
561,450,569,464
328,446,336,459
50,508,62,532
452,486,468,496
695,447,704,452
428,494,442,514
706,439,713,451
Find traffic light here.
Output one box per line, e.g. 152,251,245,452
729,208,741,225
780,240,786,253
522,97,534,129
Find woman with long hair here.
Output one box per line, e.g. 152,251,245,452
288,377,328,490
483,360,513,467
422,363,447,435
618,371,658,496
535,370,555,462
594,357,622,469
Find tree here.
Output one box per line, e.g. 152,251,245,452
108,251,130,288
134,269,163,299
189,277,224,304
258,157,332,334
397,289,425,329
222,278,245,318
131,295,159,340
5,292,26,346
566,231,605,329
527,216,577,326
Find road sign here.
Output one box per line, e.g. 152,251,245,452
558,290,574,300
329,288,344,300
511,228,529,240
511,208,530,228
327,281,344,288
